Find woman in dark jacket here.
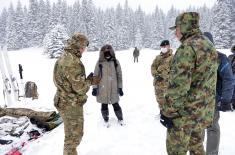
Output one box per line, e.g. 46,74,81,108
92,44,124,127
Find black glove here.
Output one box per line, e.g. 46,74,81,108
118,88,124,96
156,75,164,82
217,101,233,112
160,114,173,129
92,88,97,96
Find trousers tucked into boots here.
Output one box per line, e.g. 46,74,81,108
101,103,123,121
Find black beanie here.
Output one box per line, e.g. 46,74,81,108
160,40,170,46
203,32,214,45
231,45,235,52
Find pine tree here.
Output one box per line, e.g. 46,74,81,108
21,6,29,48
150,6,165,49
211,0,232,48
43,24,69,58
198,4,212,32
102,9,116,48
27,0,41,47
37,0,51,46
134,6,145,48
6,3,17,50
14,0,27,49
142,15,152,48
81,0,98,51
0,8,8,48
165,6,179,48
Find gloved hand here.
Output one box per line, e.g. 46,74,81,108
86,72,93,80
92,88,97,96
217,101,233,112
160,114,173,129
87,72,101,85
156,75,164,82
118,88,124,96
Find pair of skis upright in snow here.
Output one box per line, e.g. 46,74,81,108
0,47,23,107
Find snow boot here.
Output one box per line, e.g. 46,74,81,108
101,110,109,122
114,109,125,125
101,110,110,127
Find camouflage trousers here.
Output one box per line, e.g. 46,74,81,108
55,97,84,155
154,88,166,109
166,127,205,155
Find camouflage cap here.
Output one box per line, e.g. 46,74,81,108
66,32,89,49
169,12,200,30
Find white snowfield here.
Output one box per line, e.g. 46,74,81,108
1,48,235,155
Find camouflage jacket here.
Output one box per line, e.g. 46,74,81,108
163,30,218,129
151,49,173,89
53,49,91,103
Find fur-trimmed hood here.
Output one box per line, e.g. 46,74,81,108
98,44,116,62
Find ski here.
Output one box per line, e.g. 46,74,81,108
2,49,19,102
0,50,13,107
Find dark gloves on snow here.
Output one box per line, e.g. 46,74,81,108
160,114,173,129
118,88,124,96
92,88,97,96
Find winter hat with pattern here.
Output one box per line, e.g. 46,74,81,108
169,12,200,32
66,32,89,49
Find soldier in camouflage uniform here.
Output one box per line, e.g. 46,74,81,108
160,12,218,155
151,40,174,110
53,33,100,155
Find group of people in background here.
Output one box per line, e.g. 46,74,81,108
52,11,235,155
152,12,235,155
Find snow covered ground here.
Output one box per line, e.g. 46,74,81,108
1,48,235,155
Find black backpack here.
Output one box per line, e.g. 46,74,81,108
228,55,235,74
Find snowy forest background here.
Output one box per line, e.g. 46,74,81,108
0,0,234,58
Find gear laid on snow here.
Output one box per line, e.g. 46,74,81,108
27,129,41,140
0,139,13,145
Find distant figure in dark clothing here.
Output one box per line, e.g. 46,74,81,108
133,47,140,63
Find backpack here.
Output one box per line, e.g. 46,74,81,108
228,55,235,74
98,59,118,78
24,81,38,99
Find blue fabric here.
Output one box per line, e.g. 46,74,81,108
216,52,235,104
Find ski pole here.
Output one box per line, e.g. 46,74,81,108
18,64,25,100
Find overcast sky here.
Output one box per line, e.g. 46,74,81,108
0,0,217,14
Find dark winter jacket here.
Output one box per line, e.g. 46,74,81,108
216,52,235,105
228,53,235,100
203,32,235,107
93,45,123,104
